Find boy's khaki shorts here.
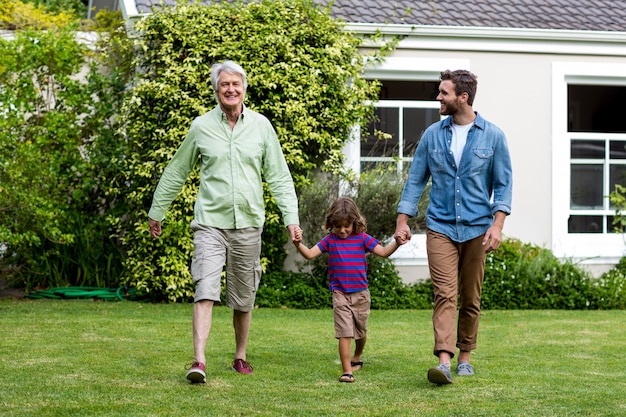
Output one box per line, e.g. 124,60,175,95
190,221,262,312
332,289,370,340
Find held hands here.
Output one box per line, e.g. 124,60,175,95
394,230,409,245
291,227,302,246
394,215,412,245
288,224,302,245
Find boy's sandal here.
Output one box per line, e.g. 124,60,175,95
339,373,355,383
350,361,364,371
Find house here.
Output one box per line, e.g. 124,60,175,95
117,0,626,282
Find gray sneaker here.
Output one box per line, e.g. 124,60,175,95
456,362,475,376
427,364,453,384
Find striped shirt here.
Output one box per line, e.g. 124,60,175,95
316,232,380,293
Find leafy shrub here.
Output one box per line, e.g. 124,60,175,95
591,257,626,309
112,0,394,301
0,0,78,30
368,256,432,309
256,270,331,309
609,184,626,235
256,239,626,310
255,258,432,310
483,238,597,309
0,20,129,291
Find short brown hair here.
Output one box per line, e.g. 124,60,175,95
440,69,478,105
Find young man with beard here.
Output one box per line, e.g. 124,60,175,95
394,69,513,384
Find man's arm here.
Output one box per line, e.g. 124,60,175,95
148,125,200,225
262,125,300,227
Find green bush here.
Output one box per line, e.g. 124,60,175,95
609,184,626,235
591,256,626,309
270,221,626,310
289,142,626,311
481,238,626,309
256,270,331,309
0,20,129,291
111,0,395,301
367,256,433,309
255,258,432,310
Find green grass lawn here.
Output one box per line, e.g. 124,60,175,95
1,299,625,416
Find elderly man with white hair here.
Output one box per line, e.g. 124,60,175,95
148,60,300,383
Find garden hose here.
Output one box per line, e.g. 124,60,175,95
26,286,146,301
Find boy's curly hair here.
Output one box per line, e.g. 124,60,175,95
324,197,367,233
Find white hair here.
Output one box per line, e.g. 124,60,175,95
210,60,248,102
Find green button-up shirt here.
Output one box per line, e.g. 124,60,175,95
148,105,299,229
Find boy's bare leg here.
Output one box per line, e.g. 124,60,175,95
338,337,353,374
351,337,366,371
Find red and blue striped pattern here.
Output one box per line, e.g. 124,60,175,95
316,232,380,293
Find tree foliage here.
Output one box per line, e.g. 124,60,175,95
0,0,77,30
0,12,132,289
112,0,395,301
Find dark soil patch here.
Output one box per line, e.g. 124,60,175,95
0,278,26,299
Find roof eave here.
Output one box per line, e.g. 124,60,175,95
345,23,626,56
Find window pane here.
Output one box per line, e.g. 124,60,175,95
403,108,440,156
571,140,605,159
570,164,604,209
608,216,621,233
609,164,626,209
360,161,398,172
610,140,626,159
610,164,626,187
364,108,399,158
568,215,603,233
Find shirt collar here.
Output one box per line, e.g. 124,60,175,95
442,111,484,130
218,103,247,121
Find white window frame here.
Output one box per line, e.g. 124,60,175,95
552,62,626,264
569,133,626,229
361,100,441,175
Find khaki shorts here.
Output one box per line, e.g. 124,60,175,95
332,289,370,340
190,221,262,312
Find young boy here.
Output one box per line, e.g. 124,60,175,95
293,197,404,382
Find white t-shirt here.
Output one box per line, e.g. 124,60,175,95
451,122,473,167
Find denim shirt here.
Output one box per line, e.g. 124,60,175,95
397,112,513,243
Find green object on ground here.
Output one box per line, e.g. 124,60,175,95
25,286,145,301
